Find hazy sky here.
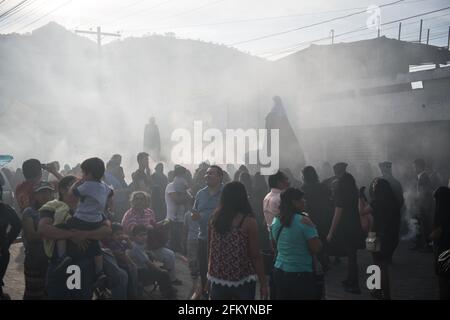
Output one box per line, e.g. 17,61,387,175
0,0,449,59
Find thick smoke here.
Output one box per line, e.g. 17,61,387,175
1,23,450,187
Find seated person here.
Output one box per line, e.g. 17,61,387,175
102,223,138,299
122,191,181,285
128,225,177,299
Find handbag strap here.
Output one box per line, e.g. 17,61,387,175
273,225,284,260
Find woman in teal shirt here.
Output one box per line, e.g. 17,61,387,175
270,188,322,299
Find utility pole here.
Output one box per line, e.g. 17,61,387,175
448,26,450,50
75,26,120,53
398,22,402,40
74,26,120,93
419,19,423,43
330,29,334,44
426,28,430,44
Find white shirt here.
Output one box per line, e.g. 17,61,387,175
165,179,187,222
263,188,282,228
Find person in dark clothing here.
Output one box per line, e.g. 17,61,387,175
0,184,21,300
105,154,127,188
322,162,348,204
327,172,365,294
413,159,434,252
301,166,334,267
22,182,56,299
320,162,333,183
376,162,404,208
150,185,167,222
284,168,301,189
239,172,253,200
430,186,450,300
144,117,161,162
373,161,406,240
322,162,348,264
105,154,129,222
367,178,401,300
131,152,153,194
151,163,169,191
183,169,193,189
233,165,249,182
265,96,306,170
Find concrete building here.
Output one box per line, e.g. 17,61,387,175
273,37,450,182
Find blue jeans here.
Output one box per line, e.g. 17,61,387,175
103,251,128,300
209,281,256,300
111,267,128,300
46,257,95,300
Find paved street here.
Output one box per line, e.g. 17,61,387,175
3,240,438,300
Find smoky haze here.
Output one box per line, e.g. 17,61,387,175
1,21,450,186
0,22,271,177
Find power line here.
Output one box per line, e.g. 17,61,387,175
157,0,228,21
0,0,34,20
125,6,372,33
399,19,450,39
13,0,73,32
115,0,433,33
428,33,449,41
0,0,44,31
101,0,175,26
106,0,228,28
337,12,450,42
0,0,32,21
228,0,407,46
259,5,450,59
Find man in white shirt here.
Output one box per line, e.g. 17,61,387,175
262,170,290,300
263,171,290,228
165,165,191,254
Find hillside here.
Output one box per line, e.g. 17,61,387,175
0,22,274,168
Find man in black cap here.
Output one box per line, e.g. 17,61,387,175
333,162,348,178
321,162,348,265
323,162,348,196
322,162,348,190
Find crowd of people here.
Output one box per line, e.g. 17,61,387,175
0,152,449,300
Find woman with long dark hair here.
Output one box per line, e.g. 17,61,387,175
271,188,322,299
367,178,401,299
301,166,334,254
208,181,268,300
327,172,365,294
